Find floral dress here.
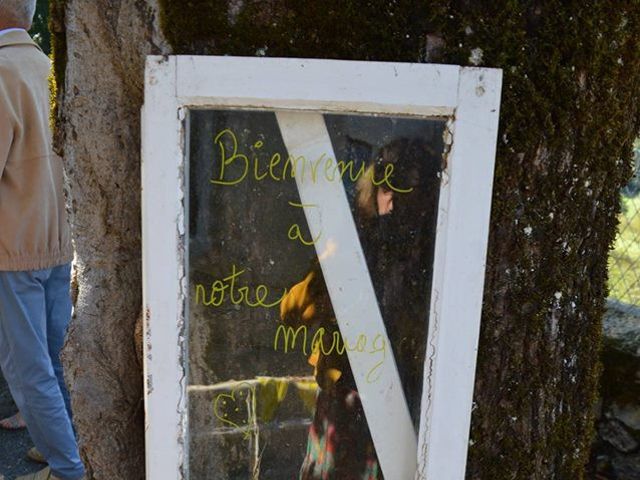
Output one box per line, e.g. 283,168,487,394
280,269,384,480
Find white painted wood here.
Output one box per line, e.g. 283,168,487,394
142,55,503,480
418,67,503,480
176,56,458,117
142,56,187,480
276,112,417,480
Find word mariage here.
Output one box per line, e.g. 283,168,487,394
274,324,387,383
210,128,412,193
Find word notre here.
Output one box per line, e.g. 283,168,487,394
194,264,287,308
210,128,413,193
273,324,386,383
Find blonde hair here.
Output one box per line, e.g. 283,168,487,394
0,0,36,27
355,164,378,220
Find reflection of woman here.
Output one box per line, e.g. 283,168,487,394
280,138,440,480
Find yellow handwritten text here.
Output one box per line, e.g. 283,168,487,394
287,201,321,246
273,325,386,383
194,264,287,308
210,128,413,193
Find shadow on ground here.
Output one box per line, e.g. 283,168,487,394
0,373,41,479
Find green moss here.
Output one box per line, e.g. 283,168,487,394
48,65,56,130
158,0,433,60
156,1,640,478
159,0,229,54
49,0,67,153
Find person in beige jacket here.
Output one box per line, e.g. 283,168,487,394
0,1,84,479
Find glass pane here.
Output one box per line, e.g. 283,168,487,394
187,109,445,480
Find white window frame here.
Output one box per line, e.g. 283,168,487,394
142,55,502,480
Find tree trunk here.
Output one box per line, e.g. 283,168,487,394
51,1,167,478
52,1,640,479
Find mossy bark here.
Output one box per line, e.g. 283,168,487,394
53,0,640,479
158,4,640,479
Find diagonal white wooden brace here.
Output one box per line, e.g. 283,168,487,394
276,111,418,480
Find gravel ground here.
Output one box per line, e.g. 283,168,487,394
0,374,41,479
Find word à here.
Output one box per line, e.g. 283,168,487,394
210,128,413,193
194,264,287,308
273,325,386,383
287,201,321,246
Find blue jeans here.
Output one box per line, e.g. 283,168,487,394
0,263,85,480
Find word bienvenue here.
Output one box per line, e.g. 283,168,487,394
210,128,412,193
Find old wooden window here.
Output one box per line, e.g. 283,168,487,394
142,56,502,480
